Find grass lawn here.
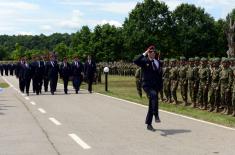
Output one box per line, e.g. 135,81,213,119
0,82,9,88
79,75,235,128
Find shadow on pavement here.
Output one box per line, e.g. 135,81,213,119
157,129,191,137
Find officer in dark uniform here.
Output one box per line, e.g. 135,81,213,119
0,63,3,76
71,55,84,94
134,45,163,132
84,55,96,93
32,55,44,95
42,55,49,92
9,62,15,76
45,54,59,95
23,58,32,96
4,63,9,76
59,57,71,94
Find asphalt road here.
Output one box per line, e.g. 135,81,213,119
1,76,235,155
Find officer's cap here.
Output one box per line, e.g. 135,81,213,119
194,57,200,61
200,57,207,61
180,56,186,60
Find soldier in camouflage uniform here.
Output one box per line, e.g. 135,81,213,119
208,58,221,112
135,67,142,98
231,58,235,116
191,57,200,108
198,57,210,110
169,59,178,104
179,56,188,106
219,58,233,115
186,58,194,105
163,58,171,103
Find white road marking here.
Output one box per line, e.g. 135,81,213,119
30,101,36,105
96,93,235,131
14,87,18,91
25,97,30,100
68,133,91,150
38,108,46,114
21,93,26,96
49,117,61,126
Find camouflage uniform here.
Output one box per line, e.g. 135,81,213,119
192,57,200,108
219,58,233,115
178,57,188,106
208,58,221,112
198,58,210,110
135,67,142,98
169,59,178,104
231,58,235,116
186,58,194,104
163,58,171,102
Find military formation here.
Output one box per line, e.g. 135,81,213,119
159,57,235,117
0,53,97,96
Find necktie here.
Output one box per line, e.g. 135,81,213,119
38,61,40,68
51,61,54,67
152,61,157,71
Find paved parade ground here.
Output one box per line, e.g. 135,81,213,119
1,76,235,155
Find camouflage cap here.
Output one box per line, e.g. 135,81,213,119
164,58,169,62
200,57,207,61
194,57,200,61
180,56,186,60
170,58,176,62
213,57,220,62
189,58,194,61
229,57,235,61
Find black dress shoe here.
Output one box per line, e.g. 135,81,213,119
155,117,161,123
147,125,156,132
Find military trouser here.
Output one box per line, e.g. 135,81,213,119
209,83,220,112
180,79,188,104
188,80,194,102
220,84,231,114
135,79,142,98
163,79,171,102
192,80,199,106
198,81,208,109
170,80,178,103
232,92,235,116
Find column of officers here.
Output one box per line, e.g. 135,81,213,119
0,62,16,76
15,54,97,96
157,57,235,117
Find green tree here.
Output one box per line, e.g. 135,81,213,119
172,3,217,57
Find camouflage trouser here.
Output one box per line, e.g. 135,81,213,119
198,81,208,108
188,80,194,102
192,81,199,103
163,79,171,101
135,79,142,97
209,83,220,108
220,84,231,107
232,92,235,108
180,79,188,102
170,80,178,102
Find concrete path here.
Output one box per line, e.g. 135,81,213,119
1,76,235,155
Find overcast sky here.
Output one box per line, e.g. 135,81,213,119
0,0,234,35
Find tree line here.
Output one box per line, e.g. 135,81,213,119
0,0,234,62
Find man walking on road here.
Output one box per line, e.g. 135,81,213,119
134,45,163,131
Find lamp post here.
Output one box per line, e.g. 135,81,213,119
103,67,109,92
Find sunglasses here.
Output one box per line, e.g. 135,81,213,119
149,50,156,53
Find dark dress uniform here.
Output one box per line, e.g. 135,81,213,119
4,64,9,76
60,62,71,94
134,54,163,127
42,60,49,92
71,61,84,93
84,60,96,93
0,64,3,76
9,63,15,76
19,62,32,95
46,61,59,95
32,61,44,95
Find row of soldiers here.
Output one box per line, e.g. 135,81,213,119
136,57,235,117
